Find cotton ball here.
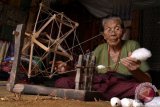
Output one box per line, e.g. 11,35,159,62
130,48,152,61
97,65,105,70
110,97,121,107
132,100,144,107
121,98,133,107
96,65,107,73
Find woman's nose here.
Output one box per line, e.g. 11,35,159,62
110,29,116,35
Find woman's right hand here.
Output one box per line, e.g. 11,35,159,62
54,61,68,73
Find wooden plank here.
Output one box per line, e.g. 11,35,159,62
7,24,25,92
8,83,103,101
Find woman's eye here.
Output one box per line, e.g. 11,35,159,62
105,28,110,32
115,27,120,31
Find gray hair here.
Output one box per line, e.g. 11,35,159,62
102,17,124,29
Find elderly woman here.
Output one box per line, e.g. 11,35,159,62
54,16,151,100
92,16,151,100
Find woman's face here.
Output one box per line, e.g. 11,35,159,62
103,19,123,47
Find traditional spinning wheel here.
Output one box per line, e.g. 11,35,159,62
7,2,103,101
21,3,81,78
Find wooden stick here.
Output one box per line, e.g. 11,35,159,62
33,3,42,33
28,42,34,78
50,13,63,73
50,50,72,60
83,54,90,90
31,36,49,52
56,17,79,28
34,14,56,38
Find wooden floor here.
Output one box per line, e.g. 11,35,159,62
0,81,111,107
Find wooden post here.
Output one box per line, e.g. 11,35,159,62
75,55,82,90
82,54,90,90
7,24,25,92
88,55,96,91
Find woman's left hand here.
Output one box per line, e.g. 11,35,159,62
121,52,141,71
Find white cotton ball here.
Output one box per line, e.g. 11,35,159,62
97,65,106,70
132,100,144,107
121,98,133,107
110,97,121,107
130,48,152,61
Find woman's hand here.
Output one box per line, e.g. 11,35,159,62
121,57,141,71
121,52,141,71
54,61,68,73
121,52,151,82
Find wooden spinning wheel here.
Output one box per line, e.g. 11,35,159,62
21,3,80,78
7,2,104,101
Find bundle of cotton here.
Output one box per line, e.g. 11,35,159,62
130,48,152,61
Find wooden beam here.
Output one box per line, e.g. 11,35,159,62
7,83,103,101
7,24,25,92
31,36,49,52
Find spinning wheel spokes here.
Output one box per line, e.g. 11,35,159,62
21,3,80,78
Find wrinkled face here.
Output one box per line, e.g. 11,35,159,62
103,19,123,47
